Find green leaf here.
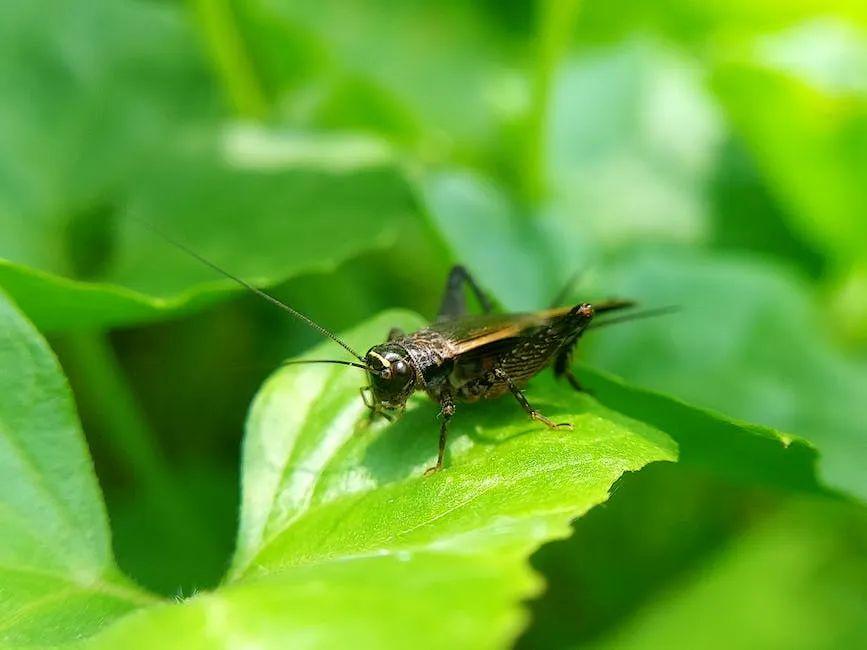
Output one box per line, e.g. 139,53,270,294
580,366,821,494
2,307,838,646
0,291,154,646
84,310,676,647
0,0,413,332
230,0,524,153
572,0,867,48
588,499,867,649
582,250,867,500
712,62,867,266
421,168,862,499
0,140,410,334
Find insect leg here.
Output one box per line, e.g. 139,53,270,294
425,392,456,475
548,269,583,308
553,341,591,393
436,265,493,321
493,368,573,431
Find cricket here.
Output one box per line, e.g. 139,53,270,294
160,231,668,475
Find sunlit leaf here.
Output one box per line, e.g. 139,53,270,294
0,291,154,646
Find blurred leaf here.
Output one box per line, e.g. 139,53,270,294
423,171,559,311
572,0,867,48
0,151,410,331
588,499,867,650
233,0,528,156
0,291,154,645
422,167,858,497
0,0,215,234
521,463,770,649
0,0,415,331
422,38,723,307
712,62,867,266
709,138,825,277
544,42,721,252
581,366,821,494
582,250,867,500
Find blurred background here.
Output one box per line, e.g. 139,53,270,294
0,0,865,647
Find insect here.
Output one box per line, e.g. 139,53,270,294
351,267,640,475
156,231,669,475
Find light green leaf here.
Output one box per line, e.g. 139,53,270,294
85,310,676,647
544,42,721,252
0,291,154,646
712,62,867,266
230,0,523,152
572,0,867,47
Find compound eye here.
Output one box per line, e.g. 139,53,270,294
393,360,408,377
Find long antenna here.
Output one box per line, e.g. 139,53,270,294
282,359,368,370
138,220,366,363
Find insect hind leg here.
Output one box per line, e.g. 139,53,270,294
493,368,573,431
436,265,493,321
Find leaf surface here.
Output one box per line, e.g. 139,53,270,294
0,291,154,646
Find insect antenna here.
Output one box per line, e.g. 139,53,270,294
589,305,679,330
281,359,368,370
137,219,367,364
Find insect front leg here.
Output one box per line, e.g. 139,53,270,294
436,265,494,321
493,368,573,431
424,391,456,475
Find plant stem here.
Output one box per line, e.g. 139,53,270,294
190,0,268,119
523,0,582,203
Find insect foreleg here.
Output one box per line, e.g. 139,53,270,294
425,391,455,475
436,265,493,321
493,368,573,431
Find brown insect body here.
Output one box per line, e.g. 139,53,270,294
391,305,592,405
148,227,646,476
361,266,635,474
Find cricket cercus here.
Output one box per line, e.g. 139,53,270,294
156,231,666,475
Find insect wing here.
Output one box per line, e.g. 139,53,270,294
428,309,569,355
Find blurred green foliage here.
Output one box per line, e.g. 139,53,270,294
0,0,865,648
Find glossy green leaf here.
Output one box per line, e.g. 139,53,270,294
0,291,155,646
